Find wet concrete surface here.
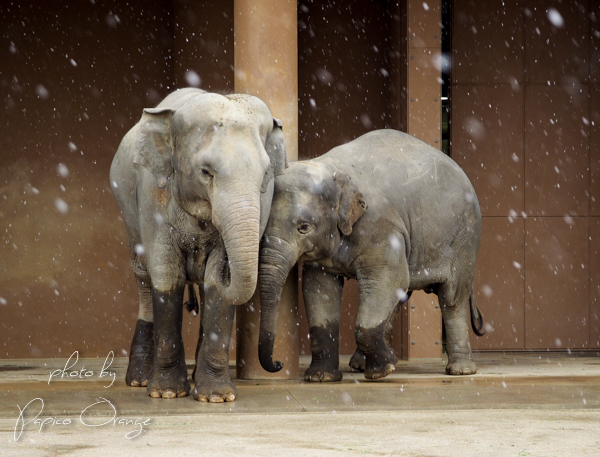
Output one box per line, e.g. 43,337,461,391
1,352,599,456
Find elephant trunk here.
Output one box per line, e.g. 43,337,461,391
214,187,262,306
258,236,296,373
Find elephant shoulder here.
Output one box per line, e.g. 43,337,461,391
113,123,140,164
110,123,147,196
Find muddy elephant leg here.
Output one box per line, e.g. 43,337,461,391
439,283,476,375
146,281,190,399
355,273,406,380
349,298,404,373
192,284,237,402
126,275,154,387
302,265,344,382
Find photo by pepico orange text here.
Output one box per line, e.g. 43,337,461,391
14,397,151,440
48,350,116,388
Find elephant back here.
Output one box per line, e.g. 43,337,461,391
320,129,474,198
317,129,481,238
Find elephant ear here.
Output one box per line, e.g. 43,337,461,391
334,171,367,236
134,107,175,188
261,118,288,192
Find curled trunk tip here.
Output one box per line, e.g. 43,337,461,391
258,337,284,373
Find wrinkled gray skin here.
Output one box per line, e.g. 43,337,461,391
110,88,286,401
259,129,483,382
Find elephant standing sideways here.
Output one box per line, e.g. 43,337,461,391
110,88,286,401
258,129,484,382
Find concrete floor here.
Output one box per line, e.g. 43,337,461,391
1,352,599,456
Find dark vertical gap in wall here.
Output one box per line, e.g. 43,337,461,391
441,0,451,156
389,0,407,133
167,0,176,91
521,1,527,349
440,0,451,348
588,0,593,348
297,0,396,160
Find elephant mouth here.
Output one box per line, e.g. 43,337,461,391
298,246,321,263
218,254,232,287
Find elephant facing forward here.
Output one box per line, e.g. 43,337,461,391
110,88,286,401
258,129,484,382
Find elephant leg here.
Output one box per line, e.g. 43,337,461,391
192,284,237,402
439,282,476,375
355,271,406,380
146,279,190,399
126,275,154,387
349,299,403,373
303,265,344,382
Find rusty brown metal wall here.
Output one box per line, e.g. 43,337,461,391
451,0,600,350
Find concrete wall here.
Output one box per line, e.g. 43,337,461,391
0,0,233,358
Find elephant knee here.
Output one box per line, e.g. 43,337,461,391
150,267,186,294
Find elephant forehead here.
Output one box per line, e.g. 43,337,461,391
175,93,271,131
279,163,333,198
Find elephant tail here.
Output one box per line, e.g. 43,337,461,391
469,294,485,336
184,284,199,317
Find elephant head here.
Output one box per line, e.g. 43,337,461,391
134,91,286,305
258,163,366,372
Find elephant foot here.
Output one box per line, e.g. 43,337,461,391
356,324,398,380
349,349,366,372
304,364,343,382
192,376,237,402
446,359,477,375
126,356,153,387
147,363,190,399
364,348,398,380
126,320,154,387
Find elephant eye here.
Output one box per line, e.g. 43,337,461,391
297,222,313,234
200,167,214,178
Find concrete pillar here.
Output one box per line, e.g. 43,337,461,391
389,0,443,360
234,0,299,379
403,0,443,360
